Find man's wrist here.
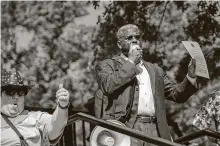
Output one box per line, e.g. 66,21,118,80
58,101,70,109
187,73,197,80
187,74,198,88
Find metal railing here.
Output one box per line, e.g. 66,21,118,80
174,129,220,144
25,106,220,146
63,112,183,146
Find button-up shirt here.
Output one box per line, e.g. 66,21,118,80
136,61,155,116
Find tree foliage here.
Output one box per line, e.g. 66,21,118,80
93,1,219,75
1,1,97,109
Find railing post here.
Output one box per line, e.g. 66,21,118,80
82,121,86,146
63,105,74,146
72,123,77,146
64,123,73,146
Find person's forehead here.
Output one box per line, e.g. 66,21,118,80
122,28,140,37
118,28,140,37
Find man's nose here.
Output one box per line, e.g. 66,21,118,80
12,93,19,100
131,37,138,43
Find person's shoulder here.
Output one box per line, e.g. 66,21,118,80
103,55,121,63
96,58,113,66
96,56,121,68
28,110,51,119
143,61,160,67
143,61,163,71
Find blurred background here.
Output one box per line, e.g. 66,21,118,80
1,1,220,145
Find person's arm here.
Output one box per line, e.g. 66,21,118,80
47,84,69,141
186,74,198,88
164,58,198,103
95,59,139,94
164,74,198,103
47,104,68,141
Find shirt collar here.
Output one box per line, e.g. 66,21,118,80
120,53,128,60
139,60,144,66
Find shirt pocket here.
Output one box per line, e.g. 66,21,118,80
19,117,41,140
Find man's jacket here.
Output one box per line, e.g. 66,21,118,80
94,55,197,140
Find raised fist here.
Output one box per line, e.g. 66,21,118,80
56,84,70,107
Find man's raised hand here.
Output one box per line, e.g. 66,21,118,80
188,58,197,78
128,45,143,65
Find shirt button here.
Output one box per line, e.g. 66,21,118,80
136,87,139,91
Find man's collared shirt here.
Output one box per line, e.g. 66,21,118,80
136,61,155,116
120,54,155,116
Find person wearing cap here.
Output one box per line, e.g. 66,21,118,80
94,24,198,145
193,89,220,145
1,70,70,146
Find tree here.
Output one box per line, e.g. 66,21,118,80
1,1,97,109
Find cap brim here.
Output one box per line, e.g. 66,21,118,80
2,84,34,91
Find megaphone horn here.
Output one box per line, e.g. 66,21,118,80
90,120,131,146
97,130,115,146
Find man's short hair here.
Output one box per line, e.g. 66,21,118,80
116,24,140,40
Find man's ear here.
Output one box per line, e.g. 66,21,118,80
117,41,122,49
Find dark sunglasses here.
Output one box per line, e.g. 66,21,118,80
2,88,27,97
125,35,141,41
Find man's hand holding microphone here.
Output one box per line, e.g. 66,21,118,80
128,44,143,65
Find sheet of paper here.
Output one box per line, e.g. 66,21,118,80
182,41,210,79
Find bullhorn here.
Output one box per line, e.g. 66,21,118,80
90,120,131,146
